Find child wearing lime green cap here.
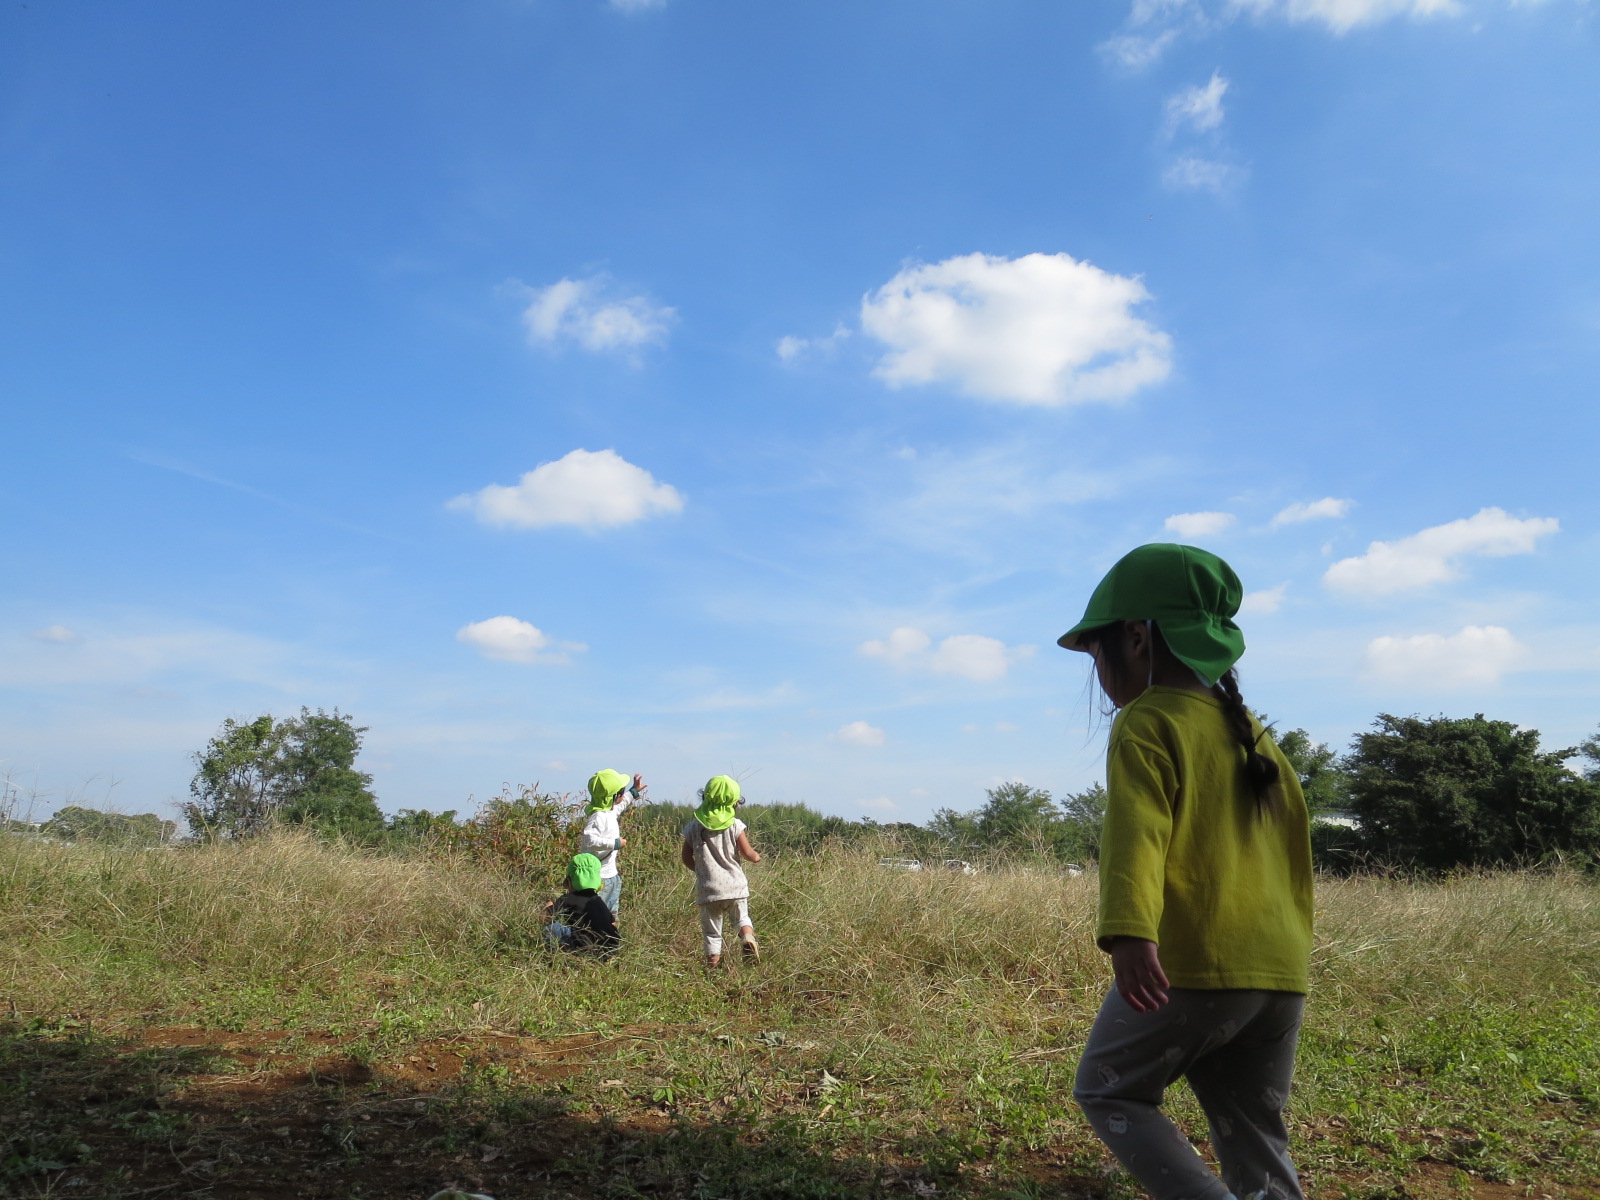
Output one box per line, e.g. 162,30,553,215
544,852,620,958
679,775,762,967
578,769,646,916
1059,543,1314,1200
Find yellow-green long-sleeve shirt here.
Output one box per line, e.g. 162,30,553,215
1097,687,1314,993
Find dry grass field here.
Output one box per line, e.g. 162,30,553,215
2,826,1598,1199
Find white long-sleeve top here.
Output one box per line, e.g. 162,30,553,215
578,791,637,879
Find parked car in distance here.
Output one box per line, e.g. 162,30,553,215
878,856,923,872
940,859,977,875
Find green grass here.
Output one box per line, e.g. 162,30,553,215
2,828,1598,1198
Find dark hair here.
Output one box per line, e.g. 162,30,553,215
1079,621,1280,808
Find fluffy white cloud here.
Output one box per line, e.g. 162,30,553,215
1165,72,1229,134
859,252,1173,406
1164,511,1235,538
456,616,586,665
1162,156,1246,194
1323,508,1559,596
858,796,898,811
1098,29,1181,68
449,448,684,531
1106,0,1470,61
29,625,77,643
859,626,1033,683
519,276,674,355
1240,583,1289,615
1271,497,1351,527
1231,0,1460,34
776,324,850,363
1364,625,1526,689
832,720,886,747
1098,0,1198,66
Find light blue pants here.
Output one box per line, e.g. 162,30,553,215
599,874,621,916
1074,987,1305,1200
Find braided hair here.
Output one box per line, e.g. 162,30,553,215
1080,621,1279,809
1211,668,1280,808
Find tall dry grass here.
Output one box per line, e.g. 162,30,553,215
4,822,1596,1044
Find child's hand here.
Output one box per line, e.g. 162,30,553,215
619,837,628,847
1109,938,1170,1013
633,773,644,791
542,900,555,915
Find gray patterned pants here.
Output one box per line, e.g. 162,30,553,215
1073,987,1305,1200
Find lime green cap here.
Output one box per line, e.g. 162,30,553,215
585,769,630,815
695,775,741,832
1058,543,1245,688
568,852,602,892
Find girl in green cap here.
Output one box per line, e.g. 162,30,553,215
679,775,762,967
544,852,620,958
578,769,646,916
1059,543,1314,1200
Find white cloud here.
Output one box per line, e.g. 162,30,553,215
859,626,932,662
832,720,886,747
1162,156,1247,194
456,616,586,665
1240,582,1290,615
1098,0,1197,66
449,448,684,531
1271,497,1352,527
776,324,850,364
546,760,570,771
1165,72,1229,134
1364,625,1526,689
609,0,667,10
859,627,1034,683
518,276,674,356
29,625,77,643
859,252,1173,406
1164,511,1236,538
1231,0,1461,34
858,796,898,811
1323,507,1559,596
1098,30,1181,68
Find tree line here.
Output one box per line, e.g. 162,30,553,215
19,708,1600,874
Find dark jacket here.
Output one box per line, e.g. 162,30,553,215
553,888,620,954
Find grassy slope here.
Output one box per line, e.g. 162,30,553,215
2,827,1598,1198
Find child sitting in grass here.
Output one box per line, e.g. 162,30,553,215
544,852,620,959
679,775,761,968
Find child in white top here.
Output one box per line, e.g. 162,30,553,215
578,769,645,916
679,774,761,967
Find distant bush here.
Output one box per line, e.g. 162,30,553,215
1343,714,1600,872
411,784,582,884
40,806,176,847
184,708,383,843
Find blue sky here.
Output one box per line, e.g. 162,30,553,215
3,0,1597,823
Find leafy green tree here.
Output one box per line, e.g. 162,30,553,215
974,781,1059,849
183,709,381,841
274,709,382,842
184,715,286,839
1274,728,1350,817
1056,782,1108,862
931,782,1090,862
1343,713,1600,871
42,806,176,846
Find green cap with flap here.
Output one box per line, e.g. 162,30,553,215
1058,543,1246,688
